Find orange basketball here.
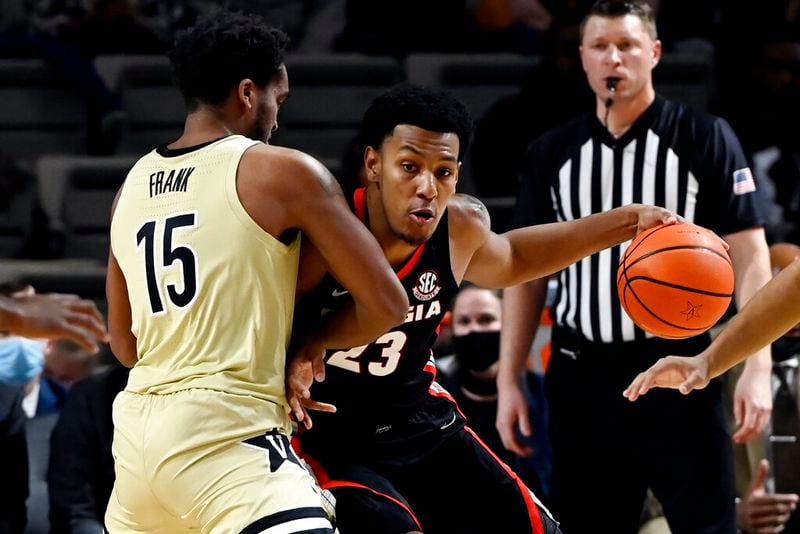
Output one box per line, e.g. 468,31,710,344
616,223,734,339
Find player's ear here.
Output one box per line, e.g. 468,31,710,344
238,79,254,110
364,147,380,184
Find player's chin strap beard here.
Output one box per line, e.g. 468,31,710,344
603,78,618,132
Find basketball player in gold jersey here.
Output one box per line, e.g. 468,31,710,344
104,10,408,534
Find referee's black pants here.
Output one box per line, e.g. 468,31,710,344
545,327,736,534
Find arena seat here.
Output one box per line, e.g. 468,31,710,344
94,54,184,154
270,53,405,162
0,189,35,258
35,154,136,262
0,59,88,164
404,53,541,123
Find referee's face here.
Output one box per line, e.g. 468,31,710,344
579,14,661,105
368,124,460,246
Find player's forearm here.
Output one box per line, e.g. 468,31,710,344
726,227,773,373
311,299,404,351
705,259,800,377
504,204,658,284
498,280,547,387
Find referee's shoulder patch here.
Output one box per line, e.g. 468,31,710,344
732,167,756,195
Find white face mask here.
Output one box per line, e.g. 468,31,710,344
0,337,44,385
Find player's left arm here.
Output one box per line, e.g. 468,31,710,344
456,194,676,288
724,226,773,443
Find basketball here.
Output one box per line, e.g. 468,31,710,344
616,223,734,339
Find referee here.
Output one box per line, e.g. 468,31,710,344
497,1,773,533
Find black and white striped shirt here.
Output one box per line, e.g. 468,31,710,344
513,96,766,343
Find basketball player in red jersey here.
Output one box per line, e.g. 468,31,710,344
287,84,676,534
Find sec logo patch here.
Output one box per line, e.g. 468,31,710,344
413,270,441,301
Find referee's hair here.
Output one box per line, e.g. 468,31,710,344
358,84,474,160
580,0,658,41
168,9,289,111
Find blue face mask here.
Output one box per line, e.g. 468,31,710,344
0,337,45,385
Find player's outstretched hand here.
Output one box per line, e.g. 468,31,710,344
285,342,336,430
0,288,108,353
623,354,711,401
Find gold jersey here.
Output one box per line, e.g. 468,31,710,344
110,135,299,416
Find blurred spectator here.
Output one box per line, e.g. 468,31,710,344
333,0,478,57
223,0,326,51
438,284,551,500
470,0,553,54
747,40,800,243
653,0,717,53
35,338,96,417
0,335,96,418
470,21,593,198
737,459,798,534
0,335,45,418
48,362,129,534
0,383,28,534
716,2,800,146
54,0,167,57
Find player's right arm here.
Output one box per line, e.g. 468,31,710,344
624,256,800,399
496,278,548,457
238,147,409,422
240,146,407,352
106,188,138,367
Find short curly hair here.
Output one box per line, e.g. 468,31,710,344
358,84,474,160
168,9,289,110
